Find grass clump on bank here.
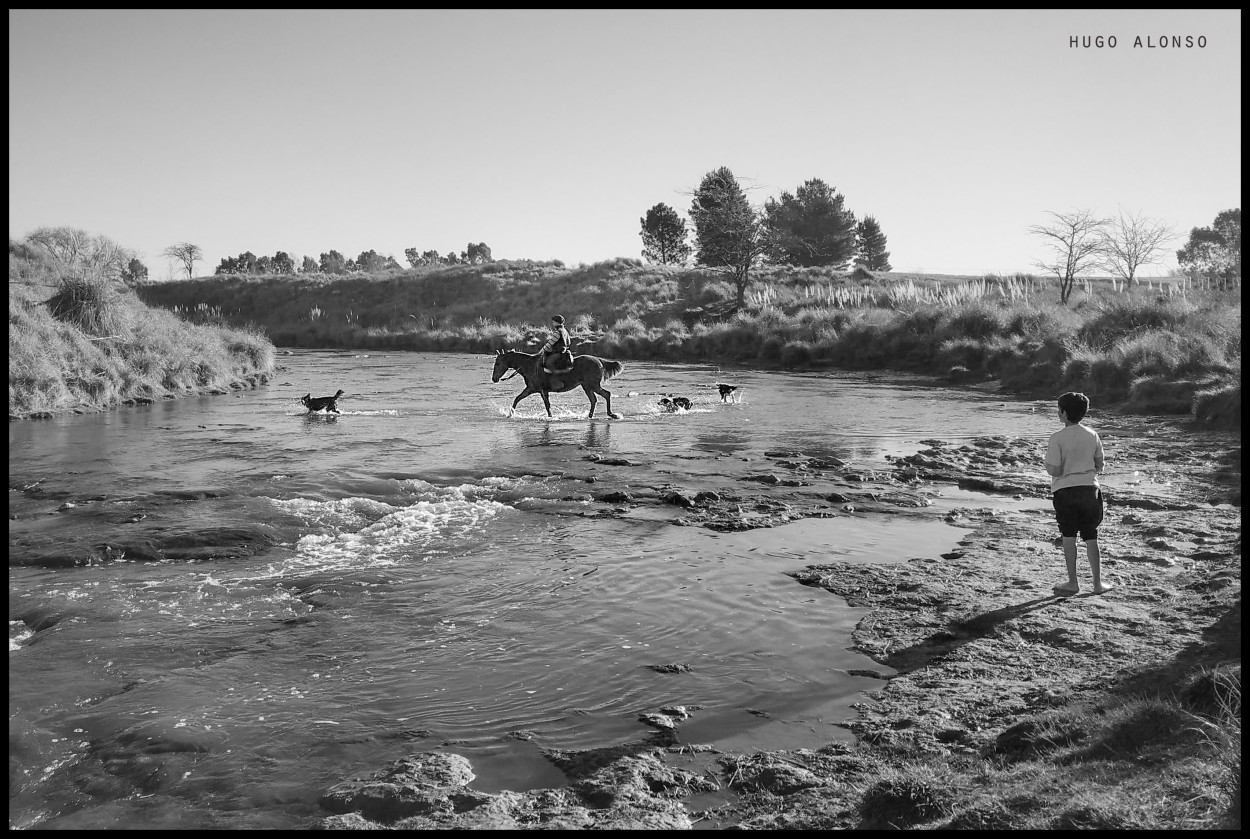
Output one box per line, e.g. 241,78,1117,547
9,273,275,420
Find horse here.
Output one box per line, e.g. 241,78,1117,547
491,348,623,418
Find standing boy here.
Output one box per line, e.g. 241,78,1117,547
1045,391,1113,595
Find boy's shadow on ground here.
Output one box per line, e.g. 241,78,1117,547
884,595,1074,675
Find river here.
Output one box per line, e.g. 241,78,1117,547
9,349,1060,829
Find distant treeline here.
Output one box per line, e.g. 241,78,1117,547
213,244,498,276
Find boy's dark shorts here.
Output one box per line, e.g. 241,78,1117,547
1052,485,1104,541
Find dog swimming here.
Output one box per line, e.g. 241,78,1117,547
302,389,345,413
658,396,692,412
716,383,738,402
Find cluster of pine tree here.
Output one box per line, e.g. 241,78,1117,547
639,167,891,278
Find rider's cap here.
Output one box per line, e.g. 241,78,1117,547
551,315,564,324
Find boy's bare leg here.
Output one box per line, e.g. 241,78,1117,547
1087,540,1113,593
1054,537,1081,594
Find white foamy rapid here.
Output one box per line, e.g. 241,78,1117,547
263,484,511,576
9,621,35,651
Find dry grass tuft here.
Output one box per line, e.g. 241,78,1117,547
45,275,129,337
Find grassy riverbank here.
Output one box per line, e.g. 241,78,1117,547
136,260,1241,430
9,258,275,420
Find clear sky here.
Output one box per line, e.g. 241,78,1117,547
8,9,1241,280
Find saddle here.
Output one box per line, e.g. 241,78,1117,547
542,351,575,375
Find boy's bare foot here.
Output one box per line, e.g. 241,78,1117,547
1091,582,1115,595
1053,582,1080,595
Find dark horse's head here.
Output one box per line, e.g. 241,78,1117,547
491,348,514,383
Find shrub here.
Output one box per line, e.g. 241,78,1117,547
1126,375,1205,414
935,338,990,373
1077,297,1196,348
609,315,646,337
778,340,814,367
746,306,788,333
1005,303,1078,339
1191,379,1241,429
998,336,1070,394
944,301,1007,341
45,275,129,337
896,306,944,336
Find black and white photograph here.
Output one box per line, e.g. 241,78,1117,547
9,9,1240,830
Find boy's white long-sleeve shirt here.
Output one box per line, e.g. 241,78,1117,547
1046,423,1104,491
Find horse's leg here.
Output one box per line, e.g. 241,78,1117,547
540,389,553,417
594,383,613,417
582,383,597,418
512,386,536,417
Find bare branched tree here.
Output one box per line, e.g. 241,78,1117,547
82,238,133,281
26,226,90,266
163,242,203,280
1099,207,1176,286
1028,209,1109,304
24,226,135,282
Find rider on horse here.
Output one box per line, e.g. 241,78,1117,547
541,314,574,373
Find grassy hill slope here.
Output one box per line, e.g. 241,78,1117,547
9,245,275,420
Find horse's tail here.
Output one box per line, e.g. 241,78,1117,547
601,360,624,381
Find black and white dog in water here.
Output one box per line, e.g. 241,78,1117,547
716,383,738,402
302,389,345,413
658,396,692,412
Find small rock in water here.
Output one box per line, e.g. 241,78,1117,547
659,705,694,720
638,712,677,730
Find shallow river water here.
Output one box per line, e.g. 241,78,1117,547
10,350,1064,829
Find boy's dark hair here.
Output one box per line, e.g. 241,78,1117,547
1058,391,1090,423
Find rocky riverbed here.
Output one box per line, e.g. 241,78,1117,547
316,414,1241,830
